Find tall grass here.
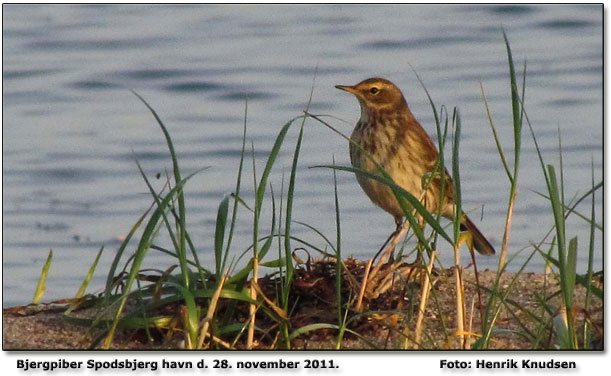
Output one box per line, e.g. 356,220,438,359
474,32,602,350
52,33,602,350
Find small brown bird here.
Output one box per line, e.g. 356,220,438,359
336,77,495,256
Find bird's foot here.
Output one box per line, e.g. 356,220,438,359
363,260,424,300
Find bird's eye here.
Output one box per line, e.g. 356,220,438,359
369,87,380,95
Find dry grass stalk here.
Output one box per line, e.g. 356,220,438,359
197,269,229,349
498,190,517,270
414,250,436,349
181,306,192,349
247,257,259,349
453,243,466,348
355,259,373,311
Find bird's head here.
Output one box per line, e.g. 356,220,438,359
335,77,407,113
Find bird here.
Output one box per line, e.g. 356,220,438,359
335,77,495,257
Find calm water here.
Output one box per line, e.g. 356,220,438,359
2,4,602,307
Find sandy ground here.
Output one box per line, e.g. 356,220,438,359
3,266,603,350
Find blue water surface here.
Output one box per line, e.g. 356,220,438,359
2,4,602,306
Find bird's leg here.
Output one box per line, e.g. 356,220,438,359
413,215,426,265
372,218,403,263
414,250,424,265
388,217,405,263
359,221,401,302
382,218,410,265
367,217,411,295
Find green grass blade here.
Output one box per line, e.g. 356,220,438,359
583,160,597,348
32,250,53,304
553,312,572,349
132,159,209,289
294,221,337,254
557,128,565,216
532,190,602,231
214,194,230,279
227,259,255,285
565,180,602,219
314,164,452,244
259,186,276,261
502,30,522,177
547,165,567,272
149,245,212,275
566,237,578,299
252,115,303,273
332,156,344,345
410,64,440,127
276,172,286,300
168,282,199,346
255,116,304,217
131,90,189,290
412,70,453,231
516,58,526,178
475,247,538,348
259,257,289,268
103,170,200,348
283,69,316,349
546,164,575,348
480,82,512,182
104,204,153,304
134,160,180,256
283,122,305,305
451,108,462,239
533,249,602,299
289,323,340,340
75,246,104,299
223,102,249,272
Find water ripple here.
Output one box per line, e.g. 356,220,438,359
70,80,121,90
3,68,64,79
360,35,493,50
164,81,226,93
486,4,538,15
28,36,173,51
118,68,197,80
537,19,597,30
218,91,276,102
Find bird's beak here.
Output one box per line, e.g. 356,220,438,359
335,84,359,96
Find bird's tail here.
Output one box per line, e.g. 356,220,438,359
460,215,495,255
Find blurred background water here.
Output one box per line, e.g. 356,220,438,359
2,4,602,307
